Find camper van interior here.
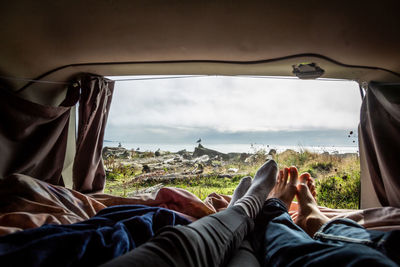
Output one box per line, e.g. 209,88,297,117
0,1,399,266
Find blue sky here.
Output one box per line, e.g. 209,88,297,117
105,76,361,147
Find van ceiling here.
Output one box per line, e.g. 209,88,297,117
1,0,400,91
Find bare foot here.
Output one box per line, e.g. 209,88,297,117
268,166,298,209
295,183,329,237
298,172,317,199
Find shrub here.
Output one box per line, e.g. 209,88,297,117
106,172,123,181
316,173,360,209
311,162,333,172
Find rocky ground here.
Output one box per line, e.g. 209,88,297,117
102,144,360,208
102,144,275,183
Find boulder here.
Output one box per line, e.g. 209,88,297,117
102,146,130,159
193,145,228,160
191,163,204,174
193,155,210,163
228,168,239,173
174,155,183,162
163,158,175,164
227,152,250,162
177,149,193,159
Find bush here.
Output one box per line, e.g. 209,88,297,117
311,162,333,172
316,173,360,209
106,172,123,181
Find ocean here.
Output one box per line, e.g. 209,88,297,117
103,141,358,154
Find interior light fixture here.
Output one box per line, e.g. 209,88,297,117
292,62,325,79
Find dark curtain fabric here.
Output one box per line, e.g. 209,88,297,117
0,85,79,185
359,82,400,207
73,76,114,193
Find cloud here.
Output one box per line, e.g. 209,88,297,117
106,76,361,136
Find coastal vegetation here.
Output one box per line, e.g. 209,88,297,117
103,145,360,209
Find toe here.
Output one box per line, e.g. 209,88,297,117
289,166,299,185
309,184,316,198
299,172,310,183
277,170,284,184
283,168,289,184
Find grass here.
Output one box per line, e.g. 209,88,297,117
104,149,360,209
105,174,244,200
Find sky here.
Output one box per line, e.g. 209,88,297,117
104,75,362,147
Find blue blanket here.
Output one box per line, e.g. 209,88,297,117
0,205,191,267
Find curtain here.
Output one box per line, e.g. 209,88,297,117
0,84,79,185
359,82,400,207
73,76,114,193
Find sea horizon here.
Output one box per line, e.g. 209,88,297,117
103,141,358,154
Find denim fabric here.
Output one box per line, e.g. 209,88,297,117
102,206,254,267
0,205,190,267
314,218,400,265
256,199,399,267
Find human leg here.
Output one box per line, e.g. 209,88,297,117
225,239,260,267
226,177,260,267
256,170,398,267
101,160,278,267
297,182,399,265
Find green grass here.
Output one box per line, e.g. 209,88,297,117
105,175,244,200
104,149,360,208
316,172,360,209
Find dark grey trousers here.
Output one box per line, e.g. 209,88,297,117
101,206,260,267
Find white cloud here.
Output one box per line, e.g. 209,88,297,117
106,76,361,135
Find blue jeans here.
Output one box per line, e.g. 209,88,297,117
255,199,400,267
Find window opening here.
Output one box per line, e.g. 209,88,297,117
103,75,361,209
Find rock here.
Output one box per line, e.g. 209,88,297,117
142,164,151,173
227,153,249,161
191,163,204,174
174,155,183,162
155,149,161,157
127,183,164,197
102,146,130,159
177,149,193,159
177,149,187,155
193,155,210,163
193,145,228,160
163,158,175,164
228,168,239,173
